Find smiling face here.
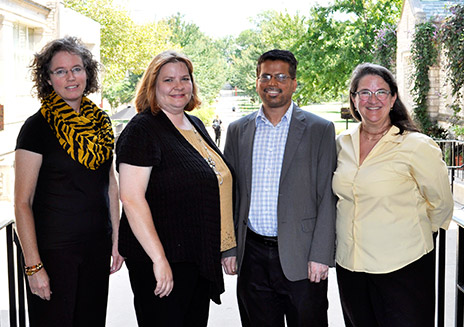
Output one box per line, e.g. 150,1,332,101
351,74,397,128
47,51,87,112
256,60,297,112
155,62,193,116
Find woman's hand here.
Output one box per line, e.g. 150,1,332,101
28,268,52,300
153,258,173,297
110,243,124,274
221,256,237,275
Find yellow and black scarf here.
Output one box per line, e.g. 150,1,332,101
40,91,114,170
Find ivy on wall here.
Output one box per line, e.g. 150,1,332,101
410,4,464,138
441,5,464,116
410,21,439,135
373,23,397,71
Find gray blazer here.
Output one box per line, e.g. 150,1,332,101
224,104,337,281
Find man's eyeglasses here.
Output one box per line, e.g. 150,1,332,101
258,73,292,83
50,66,85,78
353,90,391,101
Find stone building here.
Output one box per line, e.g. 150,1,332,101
397,0,463,130
0,0,100,204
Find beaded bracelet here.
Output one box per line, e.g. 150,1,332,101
24,262,44,276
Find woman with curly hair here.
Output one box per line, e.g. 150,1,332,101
14,36,124,327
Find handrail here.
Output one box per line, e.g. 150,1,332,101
2,219,26,327
0,218,14,229
453,215,464,327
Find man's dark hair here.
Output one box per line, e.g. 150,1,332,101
256,49,298,79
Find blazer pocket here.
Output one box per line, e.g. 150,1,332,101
301,217,316,233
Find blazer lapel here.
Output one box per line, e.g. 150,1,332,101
280,106,306,184
240,113,257,196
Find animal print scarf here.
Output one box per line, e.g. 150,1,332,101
40,91,114,170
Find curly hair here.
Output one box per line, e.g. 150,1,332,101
134,50,201,114
30,36,100,101
349,62,419,134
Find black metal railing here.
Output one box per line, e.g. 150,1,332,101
437,139,464,183
2,219,26,327
454,215,464,327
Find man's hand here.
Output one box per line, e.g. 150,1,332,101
308,261,329,283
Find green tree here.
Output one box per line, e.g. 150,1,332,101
228,10,307,100
164,14,228,106
295,0,402,103
64,0,175,109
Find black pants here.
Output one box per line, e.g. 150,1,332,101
125,260,211,327
336,248,436,327
214,131,221,146
237,234,329,327
25,237,112,327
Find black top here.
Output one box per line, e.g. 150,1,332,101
116,110,229,303
16,111,112,250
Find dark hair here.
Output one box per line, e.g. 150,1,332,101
134,50,201,114
349,63,419,134
30,36,100,101
256,49,298,79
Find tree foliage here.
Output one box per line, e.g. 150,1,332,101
294,0,402,104
64,0,175,109
64,0,403,110
164,14,228,106
228,10,307,101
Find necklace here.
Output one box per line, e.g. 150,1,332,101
192,127,223,185
361,125,391,142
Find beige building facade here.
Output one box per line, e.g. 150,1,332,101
0,0,100,203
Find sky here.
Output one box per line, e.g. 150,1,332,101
123,0,326,38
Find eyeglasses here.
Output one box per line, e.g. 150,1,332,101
50,66,85,78
353,89,391,101
258,73,292,83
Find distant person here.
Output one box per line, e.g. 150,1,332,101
333,63,454,327
212,115,222,146
116,50,236,326
232,106,236,112
14,36,123,327
223,49,337,326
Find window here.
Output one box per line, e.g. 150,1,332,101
13,23,35,84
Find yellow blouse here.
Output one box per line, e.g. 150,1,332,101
178,127,236,252
332,124,453,273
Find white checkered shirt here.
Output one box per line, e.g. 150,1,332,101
248,103,293,236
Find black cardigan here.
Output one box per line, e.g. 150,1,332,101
116,109,230,303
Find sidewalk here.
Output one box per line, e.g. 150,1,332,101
105,263,345,326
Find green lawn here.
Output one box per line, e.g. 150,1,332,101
235,98,358,135
301,103,358,135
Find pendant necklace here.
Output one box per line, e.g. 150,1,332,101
192,127,223,185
